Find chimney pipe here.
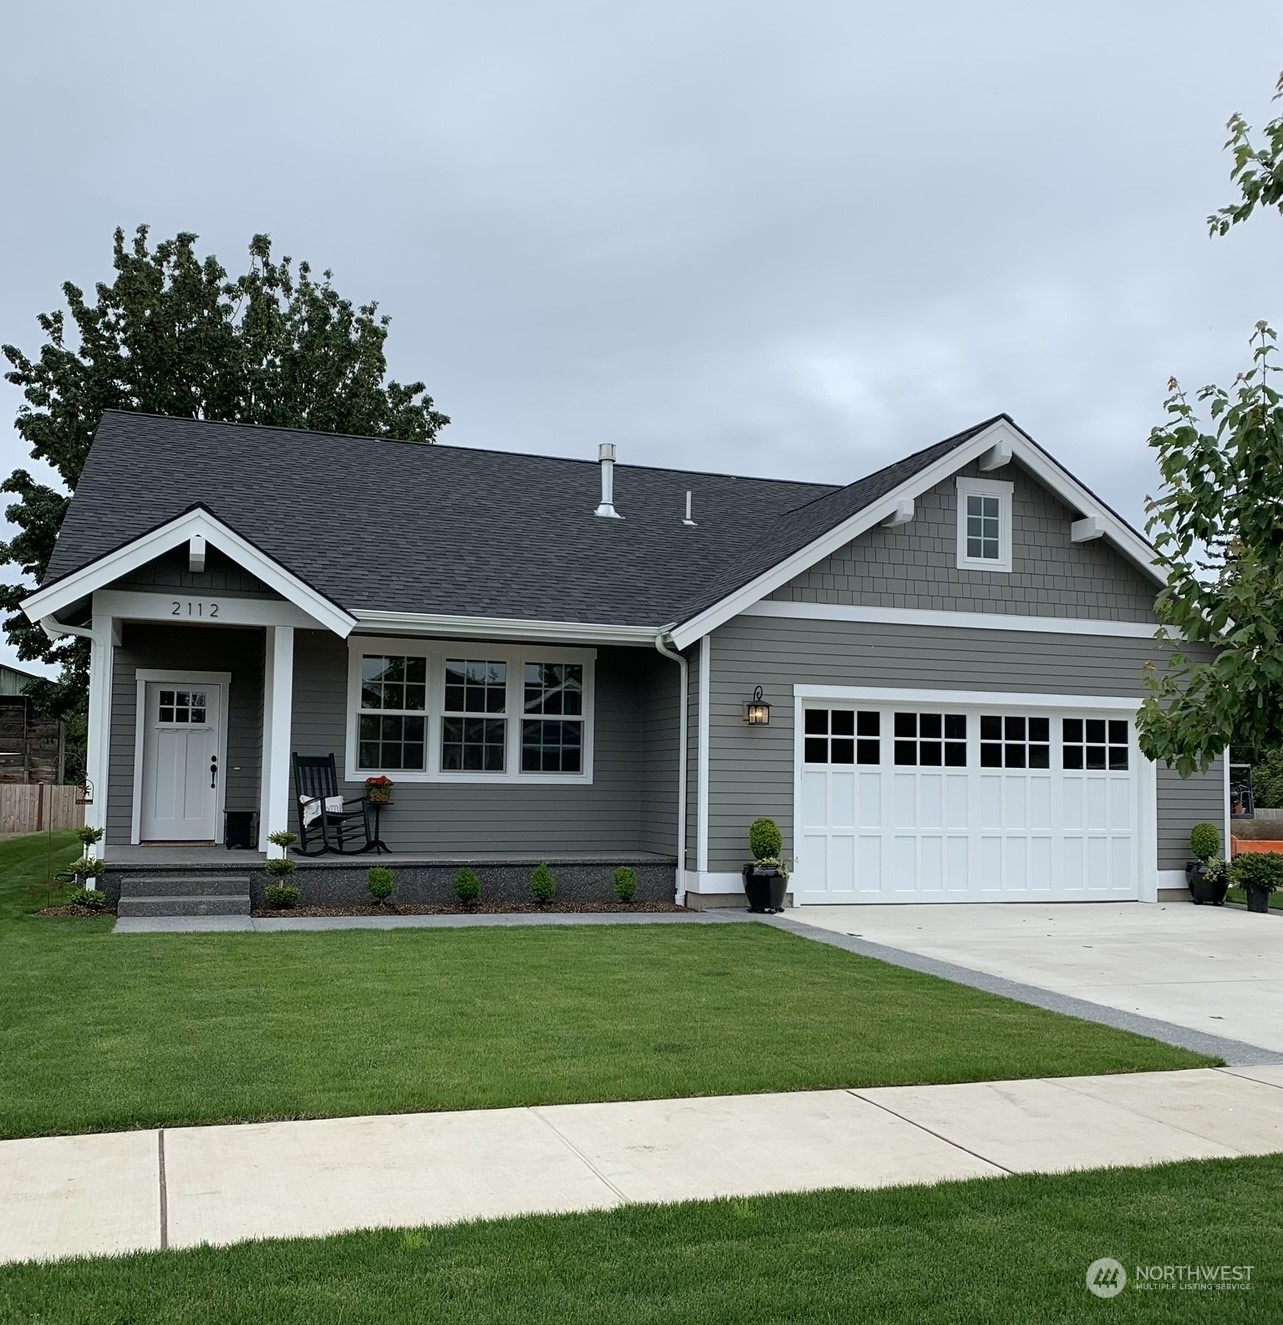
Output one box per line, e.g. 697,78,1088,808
595,443,622,518
682,490,697,526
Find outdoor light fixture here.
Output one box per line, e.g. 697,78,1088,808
743,686,771,726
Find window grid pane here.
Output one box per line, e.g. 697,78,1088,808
979,714,1050,769
802,709,880,765
357,654,429,770
1062,717,1128,771
893,713,967,766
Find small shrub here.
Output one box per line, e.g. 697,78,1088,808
367,867,395,905
530,863,556,904
68,855,106,881
68,886,106,910
263,857,296,878
264,883,301,909
74,824,105,849
613,866,637,902
1229,852,1283,894
454,868,480,906
1189,822,1221,862
748,817,783,862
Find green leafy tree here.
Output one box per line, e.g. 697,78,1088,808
1138,75,1283,775
1,225,448,727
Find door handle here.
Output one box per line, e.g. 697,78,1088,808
210,755,218,789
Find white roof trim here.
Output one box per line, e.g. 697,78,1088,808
669,419,1161,650
21,508,357,637
350,610,658,645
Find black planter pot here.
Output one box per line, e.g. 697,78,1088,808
743,864,787,913
1186,861,1228,906
1246,884,1272,914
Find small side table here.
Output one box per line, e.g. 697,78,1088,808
365,799,391,854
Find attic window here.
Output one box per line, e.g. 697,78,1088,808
956,477,1013,573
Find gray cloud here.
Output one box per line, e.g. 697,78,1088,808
1,0,1280,672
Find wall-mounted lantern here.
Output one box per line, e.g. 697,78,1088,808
743,686,771,726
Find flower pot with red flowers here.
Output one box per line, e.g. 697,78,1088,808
365,775,394,806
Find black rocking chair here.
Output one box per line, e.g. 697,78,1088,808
292,753,373,855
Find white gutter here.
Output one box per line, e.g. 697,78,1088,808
40,616,106,874
654,625,688,907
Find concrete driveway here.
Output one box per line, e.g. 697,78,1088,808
788,901,1283,1054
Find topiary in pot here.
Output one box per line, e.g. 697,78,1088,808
263,829,300,908
367,867,395,906
530,863,556,905
1187,823,1227,904
613,866,637,903
743,818,790,914
454,868,480,909
1229,851,1283,914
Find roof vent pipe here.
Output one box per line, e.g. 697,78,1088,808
682,491,697,527
595,443,622,519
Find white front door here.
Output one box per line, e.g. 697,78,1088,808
794,699,1140,904
140,681,223,841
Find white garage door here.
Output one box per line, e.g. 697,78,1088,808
795,698,1139,904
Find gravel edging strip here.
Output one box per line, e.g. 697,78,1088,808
759,915,1283,1068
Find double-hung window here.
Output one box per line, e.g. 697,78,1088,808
348,641,594,783
956,476,1013,573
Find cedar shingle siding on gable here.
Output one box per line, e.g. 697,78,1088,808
769,459,1157,622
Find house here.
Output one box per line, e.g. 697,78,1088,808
20,410,1222,910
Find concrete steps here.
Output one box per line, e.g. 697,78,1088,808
116,874,251,918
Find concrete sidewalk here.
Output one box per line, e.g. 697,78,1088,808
4,1065,1282,1265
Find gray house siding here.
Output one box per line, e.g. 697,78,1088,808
770,458,1158,622
116,546,280,598
704,615,1222,874
638,651,681,856
288,633,653,854
106,622,265,844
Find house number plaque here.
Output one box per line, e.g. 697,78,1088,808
170,600,221,619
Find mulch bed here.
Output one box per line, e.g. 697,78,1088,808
253,900,686,918
37,905,118,917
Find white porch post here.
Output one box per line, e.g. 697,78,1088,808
258,625,295,854
84,611,116,867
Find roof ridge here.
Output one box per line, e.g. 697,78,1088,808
98,409,840,491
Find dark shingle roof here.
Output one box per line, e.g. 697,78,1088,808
43,411,1005,627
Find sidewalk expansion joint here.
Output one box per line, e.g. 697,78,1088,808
844,1088,1016,1177
1217,1065,1283,1092
528,1108,630,1204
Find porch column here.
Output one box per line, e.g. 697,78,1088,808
84,611,116,865
258,625,295,854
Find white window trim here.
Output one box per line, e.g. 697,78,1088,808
344,637,596,785
955,476,1013,574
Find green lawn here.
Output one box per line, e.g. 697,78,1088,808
2,1156,1279,1323
0,833,1211,1139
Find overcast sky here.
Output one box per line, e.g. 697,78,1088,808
1,2,1281,672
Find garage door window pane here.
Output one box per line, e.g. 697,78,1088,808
894,712,966,766
1063,717,1128,771
805,710,879,765
981,713,1050,769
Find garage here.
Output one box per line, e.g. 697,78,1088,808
793,691,1141,904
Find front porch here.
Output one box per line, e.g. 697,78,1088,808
101,846,679,910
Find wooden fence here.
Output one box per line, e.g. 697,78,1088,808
0,784,84,836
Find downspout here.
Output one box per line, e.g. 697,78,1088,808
654,625,688,906
40,616,106,869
